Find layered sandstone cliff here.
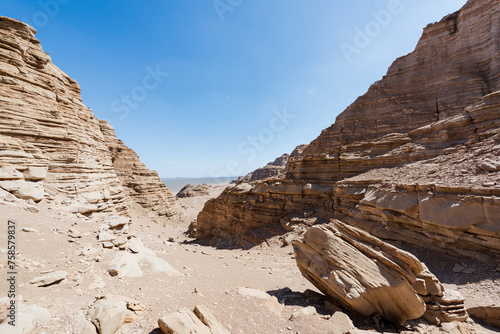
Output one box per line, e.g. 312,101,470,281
0,16,178,218
197,0,500,259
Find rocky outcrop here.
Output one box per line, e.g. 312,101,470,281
176,183,211,198
293,221,468,325
196,0,500,259
99,121,178,217
303,0,500,158
239,153,290,183
0,16,178,218
239,145,309,183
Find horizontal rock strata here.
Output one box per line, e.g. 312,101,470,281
196,0,500,259
0,16,178,218
239,153,290,183
303,0,500,157
99,121,178,217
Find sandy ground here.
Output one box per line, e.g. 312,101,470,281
0,183,499,333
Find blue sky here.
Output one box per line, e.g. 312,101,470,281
2,0,467,178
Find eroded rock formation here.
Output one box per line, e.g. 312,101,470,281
0,16,178,218
239,153,290,183
176,183,211,198
99,121,178,217
196,0,500,259
293,221,468,324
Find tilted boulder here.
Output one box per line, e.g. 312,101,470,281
467,305,500,328
293,220,467,324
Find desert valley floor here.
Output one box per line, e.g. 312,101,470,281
1,184,499,334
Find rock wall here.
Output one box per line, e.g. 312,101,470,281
303,0,500,158
99,121,178,217
196,0,500,259
0,16,178,218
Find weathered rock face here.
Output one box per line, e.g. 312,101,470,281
0,16,178,218
303,0,500,158
176,183,211,198
293,221,468,325
239,153,290,183
99,121,178,217
196,0,500,259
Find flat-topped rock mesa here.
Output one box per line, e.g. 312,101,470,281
0,16,178,218
197,0,500,258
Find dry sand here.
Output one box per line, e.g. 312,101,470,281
0,184,499,333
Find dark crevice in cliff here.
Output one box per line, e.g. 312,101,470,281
435,99,441,121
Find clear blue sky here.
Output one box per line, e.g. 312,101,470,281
2,0,467,178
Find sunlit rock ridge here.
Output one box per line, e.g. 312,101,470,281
197,0,500,260
0,16,178,218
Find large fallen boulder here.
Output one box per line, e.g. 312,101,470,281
467,304,500,328
293,220,467,324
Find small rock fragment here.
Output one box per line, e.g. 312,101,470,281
236,287,271,300
194,305,230,334
453,264,465,273
22,305,51,325
264,296,285,316
290,306,317,320
68,228,82,238
0,312,36,334
158,308,211,334
102,241,114,249
28,271,68,287
21,227,39,233
98,231,116,242
73,312,96,334
86,299,127,334
461,268,475,274
327,312,355,334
